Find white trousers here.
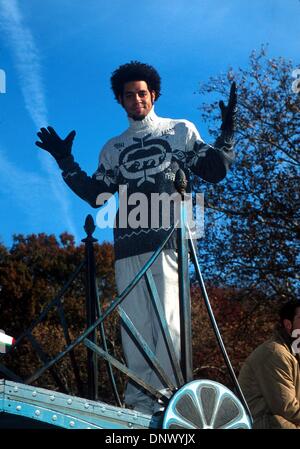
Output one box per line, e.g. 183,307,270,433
115,249,180,412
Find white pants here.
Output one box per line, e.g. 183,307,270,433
115,249,180,412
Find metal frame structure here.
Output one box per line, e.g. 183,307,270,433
0,379,159,429
0,173,252,429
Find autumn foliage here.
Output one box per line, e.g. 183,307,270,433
0,232,124,402
0,231,281,404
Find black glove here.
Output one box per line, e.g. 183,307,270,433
35,126,76,161
215,82,237,151
219,81,237,134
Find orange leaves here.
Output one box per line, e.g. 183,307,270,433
191,285,279,385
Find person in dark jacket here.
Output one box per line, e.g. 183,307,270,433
238,300,300,429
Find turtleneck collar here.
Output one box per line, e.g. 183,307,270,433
127,107,159,130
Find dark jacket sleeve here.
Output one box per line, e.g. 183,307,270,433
184,122,235,183
252,350,300,425
57,149,117,208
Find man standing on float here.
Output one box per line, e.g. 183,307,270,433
36,61,237,414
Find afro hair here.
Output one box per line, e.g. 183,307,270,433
110,61,161,102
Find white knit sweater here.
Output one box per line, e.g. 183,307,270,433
59,108,234,259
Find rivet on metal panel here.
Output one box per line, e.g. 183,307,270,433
101,406,106,412
52,415,58,421
84,403,90,409
117,411,122,416
32,391,37,397
35,410,41,416
133,413,138,420
16,405,21,411
128,423,133,428
14,387,18,393
67,399,72,405
69,421,75,427
50,395,55,401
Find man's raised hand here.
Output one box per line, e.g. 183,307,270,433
35,126,76,161
219,82,237,134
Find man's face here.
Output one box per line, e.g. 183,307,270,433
119,80,156,121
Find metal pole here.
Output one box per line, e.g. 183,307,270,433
187,227,253,424
175,169,193,383
96,281,122,407
82,215,98,400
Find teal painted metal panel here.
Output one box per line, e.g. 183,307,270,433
0,380,159,429
2,399,101,429
0,380,4,414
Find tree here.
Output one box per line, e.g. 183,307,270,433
0,231,282,402
194,45,300,301
0,232,124,400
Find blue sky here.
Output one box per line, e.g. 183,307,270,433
0,0,299,248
